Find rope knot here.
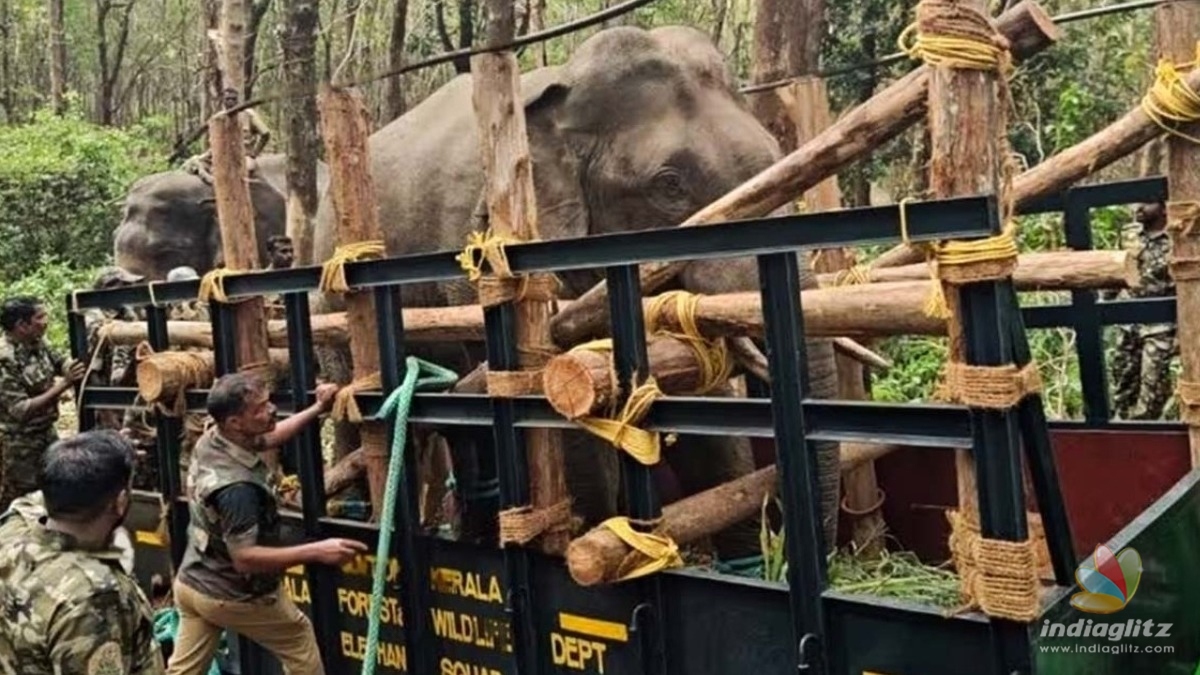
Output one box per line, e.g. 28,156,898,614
331,372,383,423
1141,42,1200,145
456,228,518,281
320,240,387,293
198,268,238,304
600,516,684,582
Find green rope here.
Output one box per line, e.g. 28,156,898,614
361,356,459,675
715,554,766,578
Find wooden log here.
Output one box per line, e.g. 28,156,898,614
818,250,1136,290
472,0,569,555
281,447,368,510
137,348,291,404
1157,2,1200,467
318,86,390,521
546,0,1060,347
543,334,728,420
567,464,777,586
870,41,1200,272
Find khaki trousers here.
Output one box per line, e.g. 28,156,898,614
166,579,325,675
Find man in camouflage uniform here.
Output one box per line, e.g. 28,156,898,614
0,296,85,512
0,430,164,674
1109,201,1177,419
165,372,364,675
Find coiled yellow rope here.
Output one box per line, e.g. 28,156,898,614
896,0,1013,77
600,516,684,581
320,240,386,293
645,290,733,395
1141,42,1200,145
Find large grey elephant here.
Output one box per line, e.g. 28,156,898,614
113,154,328,279
310,25,841,560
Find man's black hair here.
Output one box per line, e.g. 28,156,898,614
0,295,42,332
207,372,267,424
40,430,135,521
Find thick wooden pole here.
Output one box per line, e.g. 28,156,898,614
317,86,389,521
547,0,1059,347
1157,2,1200,467
471,0,569,554
922,0,1010,515
211,0,272,429
817,250,1134,290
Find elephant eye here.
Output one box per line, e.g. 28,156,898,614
652,168,689,201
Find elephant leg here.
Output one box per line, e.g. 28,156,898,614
562,431,620,532
440,426,499,546
666,433,760,561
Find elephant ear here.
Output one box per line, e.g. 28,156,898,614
518,72,589,244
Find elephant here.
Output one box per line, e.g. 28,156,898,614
309,25,842,560
112,153,328,280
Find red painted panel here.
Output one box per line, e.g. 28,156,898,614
751,431,1192,563
866,429,1192,563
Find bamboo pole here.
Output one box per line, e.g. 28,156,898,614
546,0,1060,348
471,0,570,555
317,86,390,521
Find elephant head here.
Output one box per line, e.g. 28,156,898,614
113,154,323,281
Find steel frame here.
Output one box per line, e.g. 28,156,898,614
64,179,1178,675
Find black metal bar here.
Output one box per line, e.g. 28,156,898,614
281,292,341,668
757,252,827,674
210,302,238,376
958,278,1033,675
69,196,999,311
65,305,96,431
1016,175,1167,216
1003,284,1078,584
373,284,436,675
605,263,668,675
145,304,189,567
1063,196,1112,423
1022,297,1176,328
481,299,535,674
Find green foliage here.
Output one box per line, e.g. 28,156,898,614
0,110,168,282
3,256,104,354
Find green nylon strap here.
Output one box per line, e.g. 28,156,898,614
361,356,459,675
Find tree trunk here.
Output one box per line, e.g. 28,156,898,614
280,0,321,266
749,0,825,152
244,0,273,98
137,349,291,406
385,0,410,122
48,0,65,115
202,0,222,116
1157,2,1200,467
547,0,1060,348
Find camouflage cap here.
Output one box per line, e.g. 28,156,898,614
92,266,144,290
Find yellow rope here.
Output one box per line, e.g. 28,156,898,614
1141,42,1200,145
320,240,386,293
645,290,733,395
896,0,1013,77
574,378,673,465
331,372,383,423
198,268,241,304
833,265,871,286
600,516,683,581
455,228,518,281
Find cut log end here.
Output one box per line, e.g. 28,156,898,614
565,535,620,587
543,350,612,420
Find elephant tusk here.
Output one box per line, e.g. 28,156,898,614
833,337,892,371
728,337,771,384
